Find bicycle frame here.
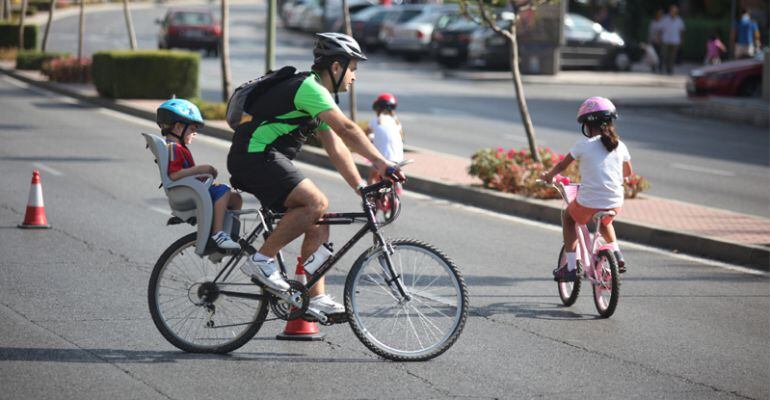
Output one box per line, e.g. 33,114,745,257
210,180,410,300
555,182,615,284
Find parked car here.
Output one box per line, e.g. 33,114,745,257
431,17,479,68
687,53,764,97
378,5,427,52
326,0,378,33
385,5,459,60
467,13,631,71
350,5,399,49
157,9,221,57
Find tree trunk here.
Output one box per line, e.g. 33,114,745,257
18,0,28,49
122,0,137,50
220,0,232,102
265,0,276,73
507,20,540,162
41,0,56,51
341,0,357,121
77,0,85,60
3,0,12,21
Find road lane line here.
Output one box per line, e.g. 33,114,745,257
32,163,63,176
149,206,170,216
670,163,735,177
98,108,158,129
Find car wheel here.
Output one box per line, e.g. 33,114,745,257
613,52,631,71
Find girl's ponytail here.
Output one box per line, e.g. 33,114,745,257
599,124,619,152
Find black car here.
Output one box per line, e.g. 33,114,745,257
467,13,631,71
350,5,399,49
431,17,479,68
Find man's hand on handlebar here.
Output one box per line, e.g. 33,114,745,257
375,160,409,183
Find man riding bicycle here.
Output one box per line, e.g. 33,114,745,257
227,32,405,315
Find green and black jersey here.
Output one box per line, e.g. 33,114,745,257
230,71,337,159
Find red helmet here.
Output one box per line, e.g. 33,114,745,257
373,93,397,111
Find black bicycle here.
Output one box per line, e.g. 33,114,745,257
148,179,468,361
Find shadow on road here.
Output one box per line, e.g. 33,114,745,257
0,346,379,364
472,302,601,321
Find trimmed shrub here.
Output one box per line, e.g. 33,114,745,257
16,50,70,70
0,23,38,50
41,57,91,83
190,98,226,120
92,50,199,99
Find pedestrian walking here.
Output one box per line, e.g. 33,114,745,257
647,8,665,73
730,8,761,59
659,4,685,75
705,31,726,65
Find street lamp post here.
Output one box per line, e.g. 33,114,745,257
265,0,276,73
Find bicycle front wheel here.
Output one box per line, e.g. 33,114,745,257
148,232,269,353
345,239,468,361
592,250,620,318
557,245,581,306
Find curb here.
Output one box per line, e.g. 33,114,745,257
2,65,767,271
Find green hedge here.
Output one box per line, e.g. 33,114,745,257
92,50,199,99
0,23,38,50
16,50,70,70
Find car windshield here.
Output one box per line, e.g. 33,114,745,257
447,18,478,31
352,5,382,20
172,12,212,25
410,11,443,24
395,9,422,23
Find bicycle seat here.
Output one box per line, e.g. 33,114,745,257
142,133,214,256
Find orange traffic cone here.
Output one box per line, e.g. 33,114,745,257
18,170,51,229
276,258,325,341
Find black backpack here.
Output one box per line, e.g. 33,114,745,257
225,66,303,130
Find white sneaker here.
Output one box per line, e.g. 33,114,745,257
240,256,290,292
309,294,345,314
212,231,240,250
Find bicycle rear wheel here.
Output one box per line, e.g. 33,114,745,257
557,245,581,306
148,232,269,353
592,250,620,318
345,239,468,361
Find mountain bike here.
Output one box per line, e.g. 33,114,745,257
148,176,468,361
546,179,620,318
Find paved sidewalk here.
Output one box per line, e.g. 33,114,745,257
2,64,768,270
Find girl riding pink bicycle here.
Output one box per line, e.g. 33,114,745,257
541,97,633,281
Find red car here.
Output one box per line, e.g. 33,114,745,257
687,54,764,98
157,9,221,57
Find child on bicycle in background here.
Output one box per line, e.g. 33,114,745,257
156,98,243,251
366,93,404,185
541,97,633,281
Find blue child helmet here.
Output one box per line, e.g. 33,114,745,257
156,98,205,128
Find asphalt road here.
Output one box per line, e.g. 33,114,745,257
1,75,769,399
41,3,770,218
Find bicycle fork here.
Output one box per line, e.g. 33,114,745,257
374,237,412,302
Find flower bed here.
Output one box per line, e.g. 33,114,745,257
469,147,649,199
41,57,91,83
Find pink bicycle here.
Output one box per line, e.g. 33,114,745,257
548,178,621,318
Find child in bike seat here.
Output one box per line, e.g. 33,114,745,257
541,97,633,281
157,98,243,251
366,93,404,185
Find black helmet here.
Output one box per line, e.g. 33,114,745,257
313,32,367,64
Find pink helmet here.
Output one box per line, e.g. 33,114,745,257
577,96,617,123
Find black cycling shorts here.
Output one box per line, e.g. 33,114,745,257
227,150,305,213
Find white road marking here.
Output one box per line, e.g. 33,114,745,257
98,108,158,129
670,163,735,177
149,206,170,216
32,163,63,176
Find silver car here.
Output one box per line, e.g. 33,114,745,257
385,5,459,60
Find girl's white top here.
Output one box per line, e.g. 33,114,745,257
369,114,404,163
569,136,631,209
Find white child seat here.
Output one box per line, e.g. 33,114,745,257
142,133,214,256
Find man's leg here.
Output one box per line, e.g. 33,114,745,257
302,224,330,297
258,179,328,257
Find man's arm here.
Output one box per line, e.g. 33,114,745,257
169,164,216,181
316,128,365,190
317,108,404,180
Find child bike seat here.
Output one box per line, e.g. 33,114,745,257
142,133,214,256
